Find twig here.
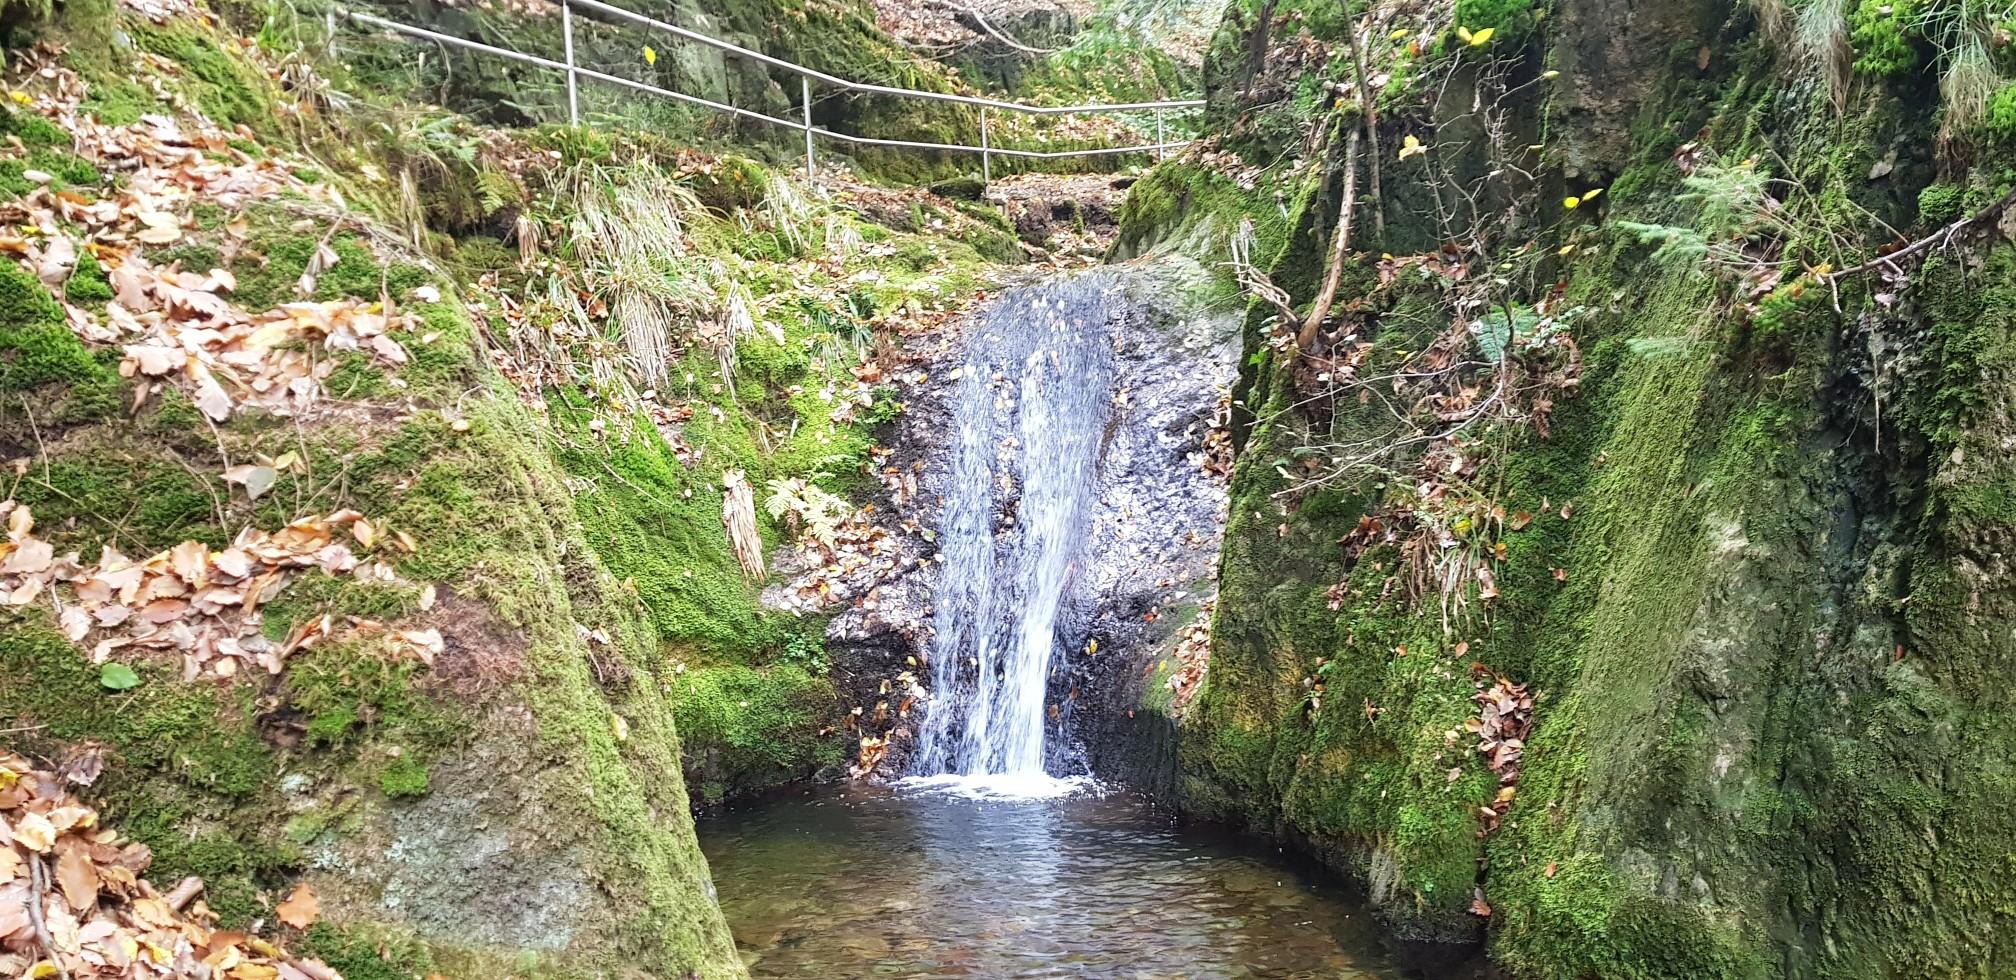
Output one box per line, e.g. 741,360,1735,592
164,875,205,912
934,1,1066,55
1344,20,1383,241
27,855,74,980
1827,185,2016,280
1228,218,1296,326
1298,127,1362,350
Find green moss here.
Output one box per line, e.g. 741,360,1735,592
299,923,437,980
1918,182,1965,226
151,243,225,273
0,108,71,148
669,664,844,804
0,261,123,424
80,78,154,126
378,755,430,798
690,154,774,214
129,20,271,128
1985,81,2016,143
0,149,101,196
10,448,224,554
231,229,427,312
63,253,113,304
261,573,426,644
1849,0,1921,77
0,610,290,926
1454,0,1543,37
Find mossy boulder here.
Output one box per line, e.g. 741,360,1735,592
1154,0,2016,975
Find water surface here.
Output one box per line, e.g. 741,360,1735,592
699,783,1447,979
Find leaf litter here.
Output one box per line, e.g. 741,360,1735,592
0,751,342,979
1,46,416,423
0,500,435,681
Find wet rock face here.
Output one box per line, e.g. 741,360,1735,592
821,263,1236,776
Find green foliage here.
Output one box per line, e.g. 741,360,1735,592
764,476,853,550
1849,0,1921,75
99,662,141,690
1985,80,2016,140
779,629,831,675
1455,0,1545,37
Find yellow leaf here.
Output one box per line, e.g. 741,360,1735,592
1558,243,1578,256
1456,25,1473,43
1543,69,1561,79
1563,196,1581,209
1398,134,1428,160
1580,186,1604,201
1468,27,1495,46
643,45,657,66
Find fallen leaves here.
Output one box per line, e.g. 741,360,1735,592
0,501,417,680
0,50,410,423
1468,668,1534,836
110,258,415,422
1161,597,1214,713
0,750,343,979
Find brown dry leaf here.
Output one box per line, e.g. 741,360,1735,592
275,882,319,929
13,811,55,852
55,842,99,911
223,464,279,501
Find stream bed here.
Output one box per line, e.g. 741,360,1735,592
698,783,1449,979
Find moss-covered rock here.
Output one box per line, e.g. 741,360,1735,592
1140,0,2016,975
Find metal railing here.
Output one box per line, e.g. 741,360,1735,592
341,0,1204,183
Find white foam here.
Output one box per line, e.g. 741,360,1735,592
892,772,1100,802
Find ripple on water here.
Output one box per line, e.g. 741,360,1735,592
698,785,1451,979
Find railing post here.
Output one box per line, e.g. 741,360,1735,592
1155,107,1165,161
801,76,815,181
980,106,991,186
561,0,580,126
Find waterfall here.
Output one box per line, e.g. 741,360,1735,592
907,275,1116,794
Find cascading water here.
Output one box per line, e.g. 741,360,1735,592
905,274,1118,796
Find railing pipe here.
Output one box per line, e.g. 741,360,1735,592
979,107,990,186
801,76,815,181
565,0,1201,116
342,8,1199,164
561,0,580,126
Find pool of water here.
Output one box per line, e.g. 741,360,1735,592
697,782,1477,979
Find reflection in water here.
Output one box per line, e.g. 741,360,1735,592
699,784,1438,979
